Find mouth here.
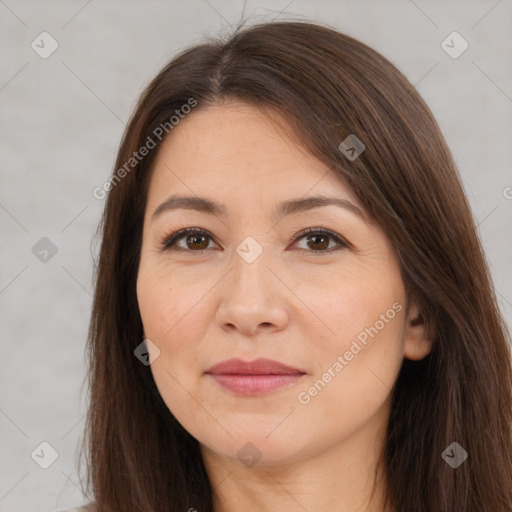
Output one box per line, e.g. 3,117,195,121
205,358,307,396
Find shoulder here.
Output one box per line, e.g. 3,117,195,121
57,504,94,512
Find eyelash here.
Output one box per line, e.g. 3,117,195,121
158,226,349,256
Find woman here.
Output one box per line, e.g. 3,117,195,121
69,20,512,512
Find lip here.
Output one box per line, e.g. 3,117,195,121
205,358,307,396
206,357,305,375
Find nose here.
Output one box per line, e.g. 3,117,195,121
215,245,290,337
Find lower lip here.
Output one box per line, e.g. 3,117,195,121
207,373,305,395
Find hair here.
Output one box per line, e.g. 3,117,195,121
78,19,512,512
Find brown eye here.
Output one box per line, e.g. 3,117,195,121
160,228,217,253
292,228,348,254
185,233,210,250
305,233,330,251
160,227,348,256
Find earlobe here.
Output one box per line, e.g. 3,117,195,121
403,302,433,361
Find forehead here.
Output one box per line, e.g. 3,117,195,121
146,100,362,216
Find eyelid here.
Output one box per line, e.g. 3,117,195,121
158,227,218,252
290,227,350,252
159,226,351,254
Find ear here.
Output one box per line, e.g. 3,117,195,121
403,300,433,361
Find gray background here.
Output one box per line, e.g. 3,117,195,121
1,1,511,511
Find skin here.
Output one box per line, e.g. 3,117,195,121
136,100,432,512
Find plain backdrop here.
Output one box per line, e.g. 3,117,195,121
0,1,511,511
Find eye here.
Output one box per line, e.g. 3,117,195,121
159,226,349,255
291,227,349,254
159,227,218,253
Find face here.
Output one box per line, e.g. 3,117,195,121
136,100,431,470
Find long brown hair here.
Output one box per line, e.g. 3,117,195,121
78,20,512,511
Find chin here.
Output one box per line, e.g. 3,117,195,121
200,428,310,468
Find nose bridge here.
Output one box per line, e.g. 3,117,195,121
215,236,289,334
229,236,273,299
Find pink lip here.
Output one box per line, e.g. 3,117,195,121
205,358,306,396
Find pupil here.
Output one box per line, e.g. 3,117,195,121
185,233,330,251
189,234,207,249
308,234,328,250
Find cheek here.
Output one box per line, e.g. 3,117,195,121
136,263,200,342
297,262,405,345
296,261,406,402
136,264,207,387
137,270,206,430
296,304,406,437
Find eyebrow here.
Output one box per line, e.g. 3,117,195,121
151,194,368,223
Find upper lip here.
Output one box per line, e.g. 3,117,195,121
205,358,306,375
